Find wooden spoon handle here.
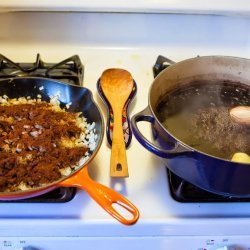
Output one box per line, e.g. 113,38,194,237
110,107,129,177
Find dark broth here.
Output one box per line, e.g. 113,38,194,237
156,81,250,160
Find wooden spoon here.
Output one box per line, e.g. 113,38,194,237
100,69,134,177
230,106,250,126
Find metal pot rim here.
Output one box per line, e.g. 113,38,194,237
147,55,250,165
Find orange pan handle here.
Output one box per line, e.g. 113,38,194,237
59,165,140,225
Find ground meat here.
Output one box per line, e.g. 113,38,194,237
0,102,88,191
191,107,250,156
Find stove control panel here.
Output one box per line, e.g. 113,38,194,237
0,240,39,250
14,248,38,250
214,247,244,250
15,248,38,250
0,236,250,250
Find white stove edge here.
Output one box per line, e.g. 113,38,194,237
1,0,250,17
0,218,250,237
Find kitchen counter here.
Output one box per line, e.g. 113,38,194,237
1,0,250,16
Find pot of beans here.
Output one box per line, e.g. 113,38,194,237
131,56,250,197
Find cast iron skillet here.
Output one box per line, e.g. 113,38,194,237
0,77,139,225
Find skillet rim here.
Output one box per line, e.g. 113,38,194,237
0,77,104,196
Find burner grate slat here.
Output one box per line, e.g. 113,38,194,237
0,54,84,86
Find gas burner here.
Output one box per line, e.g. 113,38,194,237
0,54,84,86
153,55,175,78
167,170,250,202
0,188,77,203
0,53,85,203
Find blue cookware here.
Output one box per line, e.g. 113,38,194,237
132,56,250,197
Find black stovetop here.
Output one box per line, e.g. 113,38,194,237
167,169,250,202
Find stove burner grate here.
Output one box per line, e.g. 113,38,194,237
167,170,250,202
153,55,175,78
0,54,84,86
0,188,77,203
0,53,85,202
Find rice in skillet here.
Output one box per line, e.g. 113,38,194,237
0,95,97,192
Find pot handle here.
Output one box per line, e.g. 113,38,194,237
60,166,139,225
131,106,191,158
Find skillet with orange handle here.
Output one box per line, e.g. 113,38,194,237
0,77,139,225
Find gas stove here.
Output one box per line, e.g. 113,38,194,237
0,10,250,250
3,52,249,205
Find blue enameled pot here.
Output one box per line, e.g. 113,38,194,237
132,56,250,197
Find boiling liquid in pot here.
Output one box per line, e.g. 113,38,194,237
156,81,250,160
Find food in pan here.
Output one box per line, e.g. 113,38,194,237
156,81,250,160
232,152,250,163
0,95,96,192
